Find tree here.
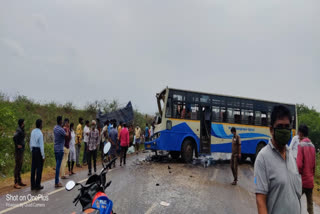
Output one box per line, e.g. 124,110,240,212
297,104,320,150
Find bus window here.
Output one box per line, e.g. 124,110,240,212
255,111,261,126
185,103,192,119
200,95,210,103
166,98,172,118
173,102,183,118
241,109,252,124
234,108,241,124
181,104,187,119
212,106,220,122
173,94,184,102
267,111,271,126
261,112,267,126
221,107,227,122
190,104,199,120
227,108,233,123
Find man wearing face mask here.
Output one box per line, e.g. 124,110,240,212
254,105,302,214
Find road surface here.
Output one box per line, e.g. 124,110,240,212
0,151,319,214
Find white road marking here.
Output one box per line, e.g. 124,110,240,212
145,202,158,214
0,169,115,214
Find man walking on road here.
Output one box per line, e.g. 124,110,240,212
13,119,27,189
83,120,90,166
54,116,67,188
87,120,99,176
297,124,316,214
61,118,71,179
230,127,241,185
30,119,45,190
119,123,129,166
76,117,83,167
254,105,301,214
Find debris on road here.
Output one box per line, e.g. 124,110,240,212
156,183,160,186
192,156,215,168
168,165,171,169
160,201,170,207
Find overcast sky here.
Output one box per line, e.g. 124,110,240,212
0,0,319,114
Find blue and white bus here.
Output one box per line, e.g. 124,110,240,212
145,87,297,163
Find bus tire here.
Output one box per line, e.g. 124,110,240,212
181,139,194,163
170,151,181,159
240,154,247,163
253,142,266,163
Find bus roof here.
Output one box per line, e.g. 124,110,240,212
164,87,296,107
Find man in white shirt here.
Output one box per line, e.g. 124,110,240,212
82,120,90,166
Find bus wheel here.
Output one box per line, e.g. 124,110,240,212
181,139,194,163
170,151,181,159
240,154,247,163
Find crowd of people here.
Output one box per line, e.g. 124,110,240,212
12,116,152,190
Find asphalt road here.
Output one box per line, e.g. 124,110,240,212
0,151,319,214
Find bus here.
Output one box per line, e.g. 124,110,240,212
145,87,297,163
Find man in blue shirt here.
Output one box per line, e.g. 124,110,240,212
145,123,149,142
53,116,66,187
108,123,118,168
30,119,45,190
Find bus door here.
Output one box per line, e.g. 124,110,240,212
200,106,211,154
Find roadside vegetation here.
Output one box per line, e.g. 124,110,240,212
0,92,152,178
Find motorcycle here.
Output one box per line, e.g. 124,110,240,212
65,142,116,214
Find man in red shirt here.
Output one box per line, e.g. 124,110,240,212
297,124,316,214
119,123,129,166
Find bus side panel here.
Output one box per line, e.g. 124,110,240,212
211,139,269,154
210,123,271,155
158,122,199,152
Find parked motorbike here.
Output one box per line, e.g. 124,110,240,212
66,142,116,214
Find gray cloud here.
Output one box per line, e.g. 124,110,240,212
0,0,319,114
0,38,25,57
31,14,48,32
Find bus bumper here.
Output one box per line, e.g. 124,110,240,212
144,139,159,150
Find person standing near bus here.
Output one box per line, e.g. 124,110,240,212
297,124,316,214
135,125,141,153
83,120,90,166
87,120,100,176
145,123,149,142
119,123,129,166
30,119,45,190
230,127,241,185
254,105,301,214
76,117,83,167
61,118,71,179
54,116,67,188
13,119,26,189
